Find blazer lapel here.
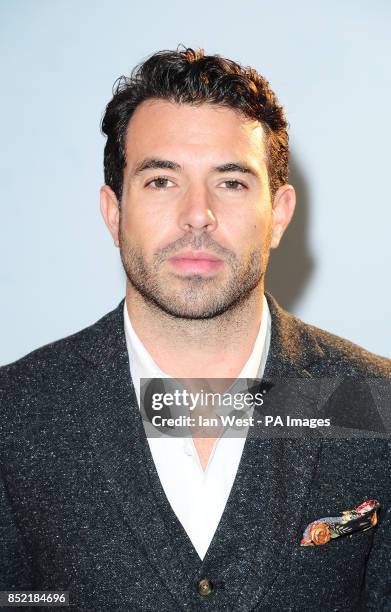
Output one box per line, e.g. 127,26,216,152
237,292,325,610
198,292,325,609
71,302,202,607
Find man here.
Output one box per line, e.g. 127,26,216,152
0,46,390,611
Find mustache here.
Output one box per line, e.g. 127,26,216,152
155,234,235,263
118,221,238,266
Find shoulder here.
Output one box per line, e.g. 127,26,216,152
297,317,391,378
0,300,124,400
265,292,391,378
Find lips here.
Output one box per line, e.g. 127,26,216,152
168,251,224,274
170,251,222,262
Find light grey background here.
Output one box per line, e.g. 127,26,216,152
1,0,390,365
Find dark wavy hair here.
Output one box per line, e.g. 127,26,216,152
101,45,289,202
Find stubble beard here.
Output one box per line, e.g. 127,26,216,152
119,224,271,321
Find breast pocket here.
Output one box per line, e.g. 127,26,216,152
286,526,375,608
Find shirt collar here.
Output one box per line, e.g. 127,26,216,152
124,294,271,403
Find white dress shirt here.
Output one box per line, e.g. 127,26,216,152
123,295,271,560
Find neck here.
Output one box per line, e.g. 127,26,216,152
125,282,265,379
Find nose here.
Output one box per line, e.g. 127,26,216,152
177,185,218,234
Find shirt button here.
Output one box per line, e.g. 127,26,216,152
197,578,214,596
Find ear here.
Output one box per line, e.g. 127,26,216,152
100,185,120,247
270,184,296,249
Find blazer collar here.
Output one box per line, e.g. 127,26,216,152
76,291,326,379
263,291,325,378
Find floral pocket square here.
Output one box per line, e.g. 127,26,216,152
300,499,380,546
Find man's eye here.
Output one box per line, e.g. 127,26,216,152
145,177,175,190
222,180,247,190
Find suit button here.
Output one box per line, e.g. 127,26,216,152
197,578,213,596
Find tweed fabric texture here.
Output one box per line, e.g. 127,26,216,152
0,291,390,611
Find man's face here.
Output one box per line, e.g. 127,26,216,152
105,100,290,319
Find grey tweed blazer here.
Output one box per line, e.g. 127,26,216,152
0,292,390,612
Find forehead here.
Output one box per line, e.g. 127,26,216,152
124,99,267,167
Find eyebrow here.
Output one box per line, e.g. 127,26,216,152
132,158,261,179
